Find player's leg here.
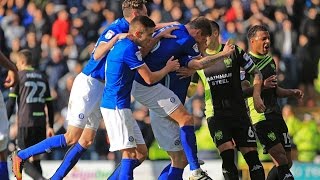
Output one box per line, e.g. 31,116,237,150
239,146,265,180
108,116,148,180
0,123,9,180
132,82,210,179
149,110,186,180
102,108,146,180
0,91,10,180
24,156,45,180
51,102,103,180
237,119,265,180
207,116,239,180
0,148,9,180
255,119,293,180
21,127,48,180
50,127,95,180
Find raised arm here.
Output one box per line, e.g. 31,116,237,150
93,33,127,60
188,41,235,70
140,26,179,57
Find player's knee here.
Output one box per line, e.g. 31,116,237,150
179,114,193,126
78,138,94,149
136,145,148,162
277,153,288,165
64,133,79,146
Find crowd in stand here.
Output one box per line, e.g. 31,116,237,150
0,0,319,162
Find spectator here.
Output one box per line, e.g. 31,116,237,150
274,19,298,88
26,32,42,68
52,9,69,47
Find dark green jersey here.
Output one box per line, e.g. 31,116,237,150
8,68,52,127
245,52,281,123
195,44,256,118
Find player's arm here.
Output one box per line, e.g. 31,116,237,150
188,41,235,70
241,68,266,113
276,87,304,99
93,33,127,60
44,79,55,136
140,26,179,57
187,72,200,97
242,75,277,98
137,56,180,84
46,99,54,129
6,94,16,119
6,82,20,119
0,51,19,87
249,67,265,113
155,21,180,30
45,99,55,137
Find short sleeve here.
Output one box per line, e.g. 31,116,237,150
124,44,145,70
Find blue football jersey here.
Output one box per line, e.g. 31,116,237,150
82,18,129,80
134,24,201,103
101,38,145,109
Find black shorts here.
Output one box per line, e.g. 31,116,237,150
17,127,46,149
254,113,291,154
207,113,257,148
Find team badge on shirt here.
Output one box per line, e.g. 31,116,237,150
224,58,232,68
192,43,199,53
135,51,143,61
105,30,115,40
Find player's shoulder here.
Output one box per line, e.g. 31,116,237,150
100,18,128,39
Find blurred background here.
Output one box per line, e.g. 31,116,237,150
0,0,319,179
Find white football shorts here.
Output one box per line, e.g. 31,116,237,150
150,110,183,151
101,108,145,152
66,73,103,131
0,91,9,151
131,81,181,117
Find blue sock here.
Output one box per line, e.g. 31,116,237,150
0,162,9,180
180,126,199,170
51,143,87,180
168,166,184,180
108,159,141,180
18,134,67,160
118,159,139,180
158,163,171,180
108,162,121,180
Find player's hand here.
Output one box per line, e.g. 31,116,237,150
47,127,55,137
222,39,235,57
176,67,196,79
4,70,19,88
157,26,179,39
165,56,180,72
291,89,304,99
253,96,266,113
263,75,277,89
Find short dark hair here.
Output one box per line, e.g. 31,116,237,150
247,25,269,40
210,20,220,34
18,49,33,65
122,0,147,17
188,17,212,37
130,15,155,29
